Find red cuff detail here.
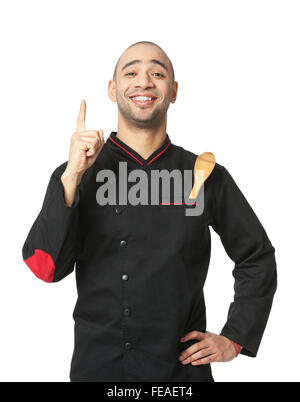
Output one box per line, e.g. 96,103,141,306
24,249,55,283
230,340,242,356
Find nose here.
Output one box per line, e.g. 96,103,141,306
134,72,155,89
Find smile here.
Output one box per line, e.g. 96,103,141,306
129,96,157,106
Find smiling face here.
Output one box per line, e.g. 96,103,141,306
108,44,178,128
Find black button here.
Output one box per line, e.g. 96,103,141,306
115,207,122,215
123,308,131,316
122,274,129,281
120,240,127,248
125,342,132,350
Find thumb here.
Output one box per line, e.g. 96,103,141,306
86,143,96,157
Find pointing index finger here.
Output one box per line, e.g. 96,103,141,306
76,99,86,131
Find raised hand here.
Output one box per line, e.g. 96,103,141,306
61,99,105,206
66,99,104,177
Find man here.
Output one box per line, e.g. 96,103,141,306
22,41,277,382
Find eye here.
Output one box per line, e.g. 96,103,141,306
125,72,165,78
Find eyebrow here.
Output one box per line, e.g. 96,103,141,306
121,59,169,74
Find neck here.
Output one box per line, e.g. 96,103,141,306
116,114,168,160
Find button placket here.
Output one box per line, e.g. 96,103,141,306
114,200,133,359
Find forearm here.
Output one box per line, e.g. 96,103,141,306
22,163,81,282
61,170,83,207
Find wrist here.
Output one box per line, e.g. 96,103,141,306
61,169,83,187
230,340,242,357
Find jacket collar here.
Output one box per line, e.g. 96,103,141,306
106,131,171,166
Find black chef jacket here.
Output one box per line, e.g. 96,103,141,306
22,131,277,382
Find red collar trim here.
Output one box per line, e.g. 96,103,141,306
107,132,171,166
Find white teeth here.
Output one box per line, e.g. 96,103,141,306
132,96,153,101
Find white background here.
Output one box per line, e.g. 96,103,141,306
0,0,299,382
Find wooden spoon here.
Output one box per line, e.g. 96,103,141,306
189,152,216,199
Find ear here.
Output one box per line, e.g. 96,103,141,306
108,80,117,102
171,81,178,103
189,152,216,199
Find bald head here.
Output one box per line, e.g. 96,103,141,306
113,41,175,83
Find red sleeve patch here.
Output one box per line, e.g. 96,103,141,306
24,249,55,283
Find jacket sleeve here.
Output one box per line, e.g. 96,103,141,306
209,164,277,357
22,162,81,283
